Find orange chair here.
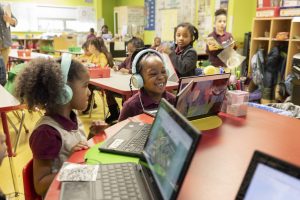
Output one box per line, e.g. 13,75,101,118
22,159,42,200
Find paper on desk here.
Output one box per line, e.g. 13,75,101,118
57,162,99,181
114,41,125,51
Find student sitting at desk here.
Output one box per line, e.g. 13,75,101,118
76,41,92,63
14,57,107,197
104,37,145,124
150,36,161,50
0,133,7,200
115,37,145,74
83,37,114,114
118,49,176,121
158,22,198,77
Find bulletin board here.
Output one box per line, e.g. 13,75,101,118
155,0,196,42
160,9,177,41
4,2,96,32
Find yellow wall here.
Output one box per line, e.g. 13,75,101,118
4,0,92,6
230,0,256,43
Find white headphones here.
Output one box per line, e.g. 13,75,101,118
131,49,169,89
57,53,73,105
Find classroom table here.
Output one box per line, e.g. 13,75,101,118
45,107,300,199
0,85,26,196
55,49,83,56
8,49,52,70
89,70,179,101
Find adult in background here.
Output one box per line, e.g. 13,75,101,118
0,3,17,67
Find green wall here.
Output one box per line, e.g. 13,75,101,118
115,0,144,7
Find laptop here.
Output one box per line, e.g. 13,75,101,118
176,73,230,120
236,150,300,200
60,98,201,200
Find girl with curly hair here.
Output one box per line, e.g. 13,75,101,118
15,57,107,197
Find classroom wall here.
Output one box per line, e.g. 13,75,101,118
4,0,92,6
230,0,256,43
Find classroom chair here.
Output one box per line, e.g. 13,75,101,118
23,159,42,200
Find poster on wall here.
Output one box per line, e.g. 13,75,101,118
145,0,155,30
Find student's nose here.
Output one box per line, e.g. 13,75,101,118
87,88,91,97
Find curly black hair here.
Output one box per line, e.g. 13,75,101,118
14,58,86,111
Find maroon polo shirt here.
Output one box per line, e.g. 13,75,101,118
29,111,79,160
118,56,132,73
118,89,176,121
206,30,234,67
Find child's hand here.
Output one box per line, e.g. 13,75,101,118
157,45,172,54
119,68,129,74
113,65,119,71
89,120,108,138
71,141,89,153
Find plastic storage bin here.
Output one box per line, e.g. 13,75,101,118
226,90,249,116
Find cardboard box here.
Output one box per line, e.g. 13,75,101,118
256,7,280,17
282,0,300,7
280,6,300,16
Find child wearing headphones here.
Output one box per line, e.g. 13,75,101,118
118,49,176,121
159,22,199,77
105,37,145,124
207,9,235,67
15,56,107,197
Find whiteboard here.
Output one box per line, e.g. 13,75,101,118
6,2,95,32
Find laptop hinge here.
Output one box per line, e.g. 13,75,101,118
138,164,163,200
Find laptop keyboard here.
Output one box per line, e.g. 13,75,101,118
95,163,143,200
122,124,151,153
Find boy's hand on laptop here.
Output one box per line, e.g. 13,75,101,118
89,120,108,136
71,141,89,153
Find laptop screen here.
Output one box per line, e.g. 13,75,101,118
176,73,230,120
236,151,300,200
143,99,200,200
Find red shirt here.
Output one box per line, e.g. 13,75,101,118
206,30,234,67
29,111,79,160
118,89,176,121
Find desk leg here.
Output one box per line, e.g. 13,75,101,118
1,112,20,196
8,157,20,197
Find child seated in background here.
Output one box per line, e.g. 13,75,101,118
114,37,145,74
77,41,92,63
83,37,114,114
15,57,107,197
158,22,198,78
118,49,176,121
0,133,7,200
105,37,145,124
87,37,114,67
150,36,161,50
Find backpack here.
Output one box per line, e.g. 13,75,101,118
250,48,264,88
